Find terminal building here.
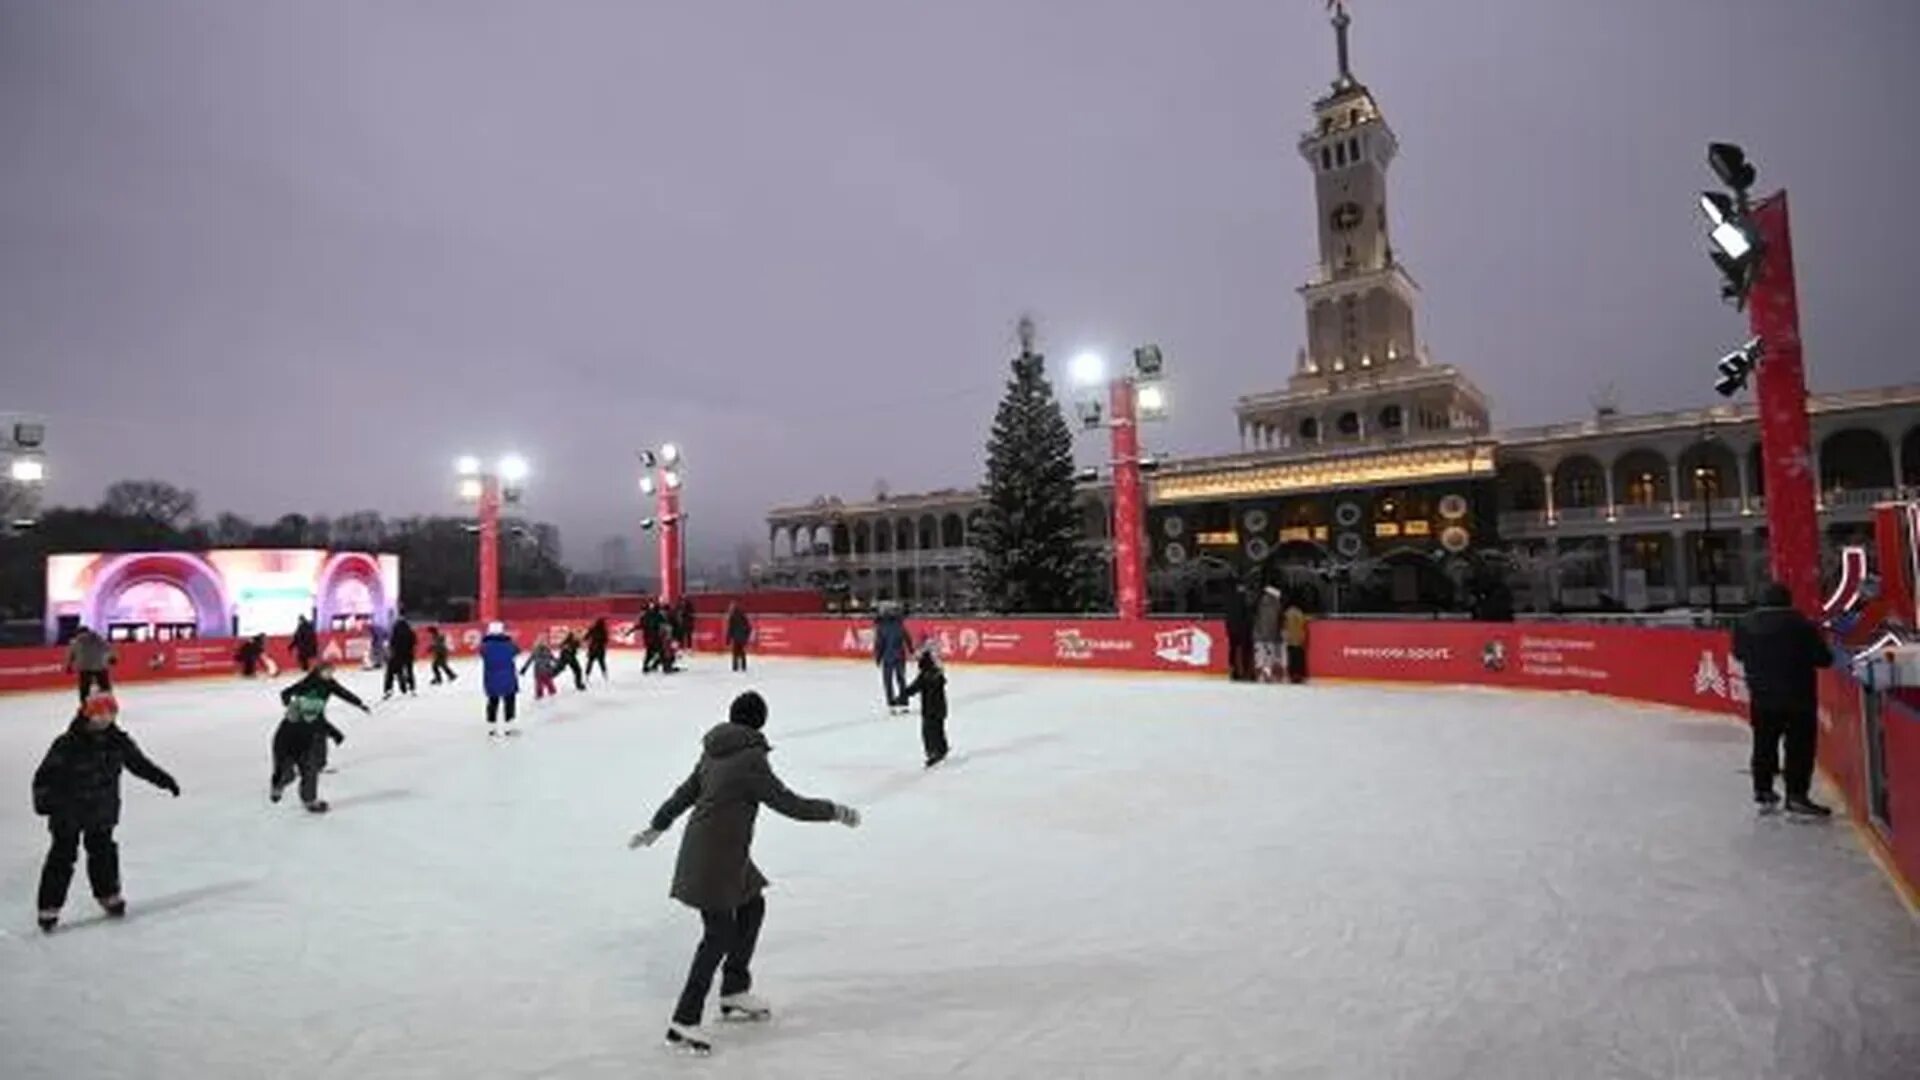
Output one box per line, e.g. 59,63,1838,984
763,10,1920,615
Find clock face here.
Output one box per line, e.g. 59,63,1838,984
1331,201,1364,232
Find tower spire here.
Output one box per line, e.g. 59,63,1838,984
1328,0,1355,90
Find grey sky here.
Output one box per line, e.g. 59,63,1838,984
3,0,1917,568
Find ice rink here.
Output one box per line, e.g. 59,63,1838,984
3,654,1918,1079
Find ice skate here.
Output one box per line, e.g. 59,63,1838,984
925,752,948,769
1784,796,1831,819
664,1022,713,1054
37,910,58,933
99,895,126,918
270,780,286,803
1754,790,1781,814
305,800,330,814
718,991,772,1022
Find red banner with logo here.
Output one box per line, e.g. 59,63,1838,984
727,616,1228,674
1307,620,1748,718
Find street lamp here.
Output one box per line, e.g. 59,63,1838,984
637,444,689,605
454,453,530,624
1070,343,1172,620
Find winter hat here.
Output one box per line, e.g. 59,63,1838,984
729,690,768,730
81,691,120,721
487,621,506,635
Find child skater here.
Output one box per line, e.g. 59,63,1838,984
274,661,370,813
428,627,458,685
899,641,951,767
629,691,863,1055
520,635,559,701
32,691,180,932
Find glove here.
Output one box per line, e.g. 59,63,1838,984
163,778,181,798
832,804,861,828
628,827,664,849
331,731,346,746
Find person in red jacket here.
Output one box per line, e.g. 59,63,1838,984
32,692,179,932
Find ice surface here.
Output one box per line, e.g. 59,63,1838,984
3,657,1918,1079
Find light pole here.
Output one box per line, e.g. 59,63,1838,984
1071,345,1168,621
457,454,528,625
638,444,687,605
1691,427,1722,620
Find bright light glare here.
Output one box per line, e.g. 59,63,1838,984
660,443,681,466
1070,351,1107,387
1710,221,1753,261
1699,193,1729,227
499,455,529,483
457,477,484,501
639,475,657,495
1136,384,1167,414
10,458,45,483
456,455,481,476
664,469,684,491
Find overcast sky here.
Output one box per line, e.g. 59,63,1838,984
4,0,1917,568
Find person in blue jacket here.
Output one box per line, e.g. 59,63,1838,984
479,622,521,737
873,604,914,714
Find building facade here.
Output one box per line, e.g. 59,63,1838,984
761,9,1920,615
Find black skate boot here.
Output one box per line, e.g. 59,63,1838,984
718,992,772,1022
1784,796,1831,819
305,800,331,814
1754,789,1781,814
37,910,58,934
100,895,126,918
665,1022,713,1054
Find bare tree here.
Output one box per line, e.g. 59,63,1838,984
101,480,198,530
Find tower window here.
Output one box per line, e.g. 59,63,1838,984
1379,405,1403,429
1299,417,1320,442
1337,411,1360,436
1321,147,1331,171
1348,138,1358,162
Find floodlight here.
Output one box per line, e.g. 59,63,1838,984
456,455,481,476
9,458,45,483
1070,351,1107,387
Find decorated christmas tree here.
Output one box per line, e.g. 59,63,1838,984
971,317,1100,612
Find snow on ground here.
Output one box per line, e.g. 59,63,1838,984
2,654,1918,1079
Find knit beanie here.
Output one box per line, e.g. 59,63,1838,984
729,690,768,730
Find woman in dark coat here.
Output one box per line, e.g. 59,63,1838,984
725,603,752,673
585,618,611,682
32,692,180,932
629,691,862,1055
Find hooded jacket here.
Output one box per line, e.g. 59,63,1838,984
33,716,176,827
900,655,948,721
650,722,837,911
390,619,418,661
65,631,115,673
1733,604,1833,712
479,632,520,697
873,613,912,664
726,607,752,646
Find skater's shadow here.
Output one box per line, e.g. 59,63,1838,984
50,878,257,933
327,788,417,811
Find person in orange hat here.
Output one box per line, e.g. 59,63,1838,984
30,691,179,933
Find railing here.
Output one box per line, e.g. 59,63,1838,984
1824,487,1901,508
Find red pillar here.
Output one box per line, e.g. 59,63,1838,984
1747,192,1822,615
1109,379,1147,621
477,475,502,625
656,479,684,606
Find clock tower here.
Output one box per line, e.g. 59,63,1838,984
1236,1,1487,453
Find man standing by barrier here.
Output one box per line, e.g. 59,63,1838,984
874,603,913,714
1733,583,1834,817
64,627,115,703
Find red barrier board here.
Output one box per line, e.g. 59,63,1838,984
733,616,1227,674
1307,620,1748,719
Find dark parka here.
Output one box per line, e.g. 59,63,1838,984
1733,603,1834,713
390,618,418,661
726,607,752,647
650,723,837,911
33,717,177,828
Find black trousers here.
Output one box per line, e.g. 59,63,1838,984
556,656,585,690
487,693,518,725
586,649,609,680
384,658,416,696
922,707,949,762
1752,704,1818,799
673,895,767,1026
881,658,907,706
1285,645,1307,684
1228,635,1255,682
731,643,748,672
77,669,112,702
431,657,457,684
644,639,663,672
38,821,119,912
271,722,329,806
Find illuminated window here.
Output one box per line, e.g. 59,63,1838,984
1626,472,1660,506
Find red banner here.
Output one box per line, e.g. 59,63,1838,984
723,616,1227,674
1307,620,1749,718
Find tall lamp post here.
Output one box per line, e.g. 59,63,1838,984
638,444,687,605
1692,458,1721,623
1070,345,1169,621
457,454,529,625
